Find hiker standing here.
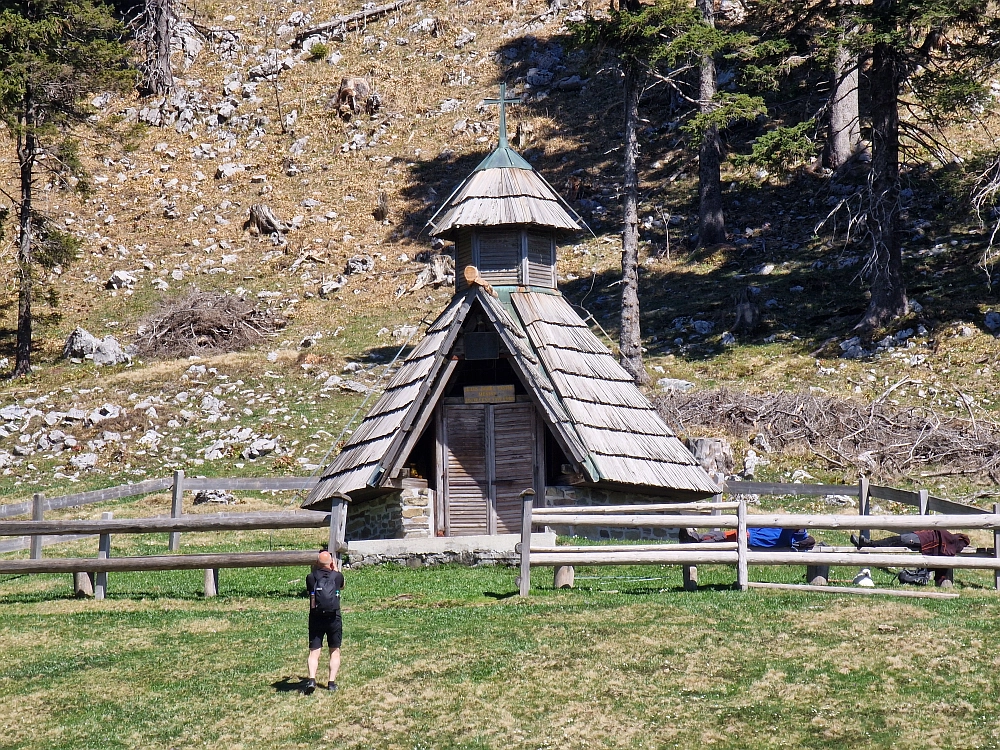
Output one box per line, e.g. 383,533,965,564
305,550,344,694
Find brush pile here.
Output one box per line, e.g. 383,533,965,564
135,292,283,358
656,388,1000,481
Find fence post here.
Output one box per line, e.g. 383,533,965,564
95,512,112,600
994,503,1000,592
711,474,724,521
519,489,534,597
169,470,185,552
918,489,929,516
736,499,748,592
858,476,870,544
682,564,698,591
73,571,94,597
29,493,44,560
204,568,219,597
328,493,349,565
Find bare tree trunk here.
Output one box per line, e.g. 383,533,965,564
619,62,648,386
145,0,174,95
825,1,861,169
857,0,907,331
696,0,726,246
14,99,36,378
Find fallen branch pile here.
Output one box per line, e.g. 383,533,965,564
135,292,283,358
655,388,1000,481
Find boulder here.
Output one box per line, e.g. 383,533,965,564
242,437,277,459
526,68,553,87
63,327,100,359
657,377,695,392
106,270,137,290
92,336,132,366
193,489,236,505
69,453,99,470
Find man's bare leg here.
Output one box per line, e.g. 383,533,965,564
306,648,323,694
328,647,341,689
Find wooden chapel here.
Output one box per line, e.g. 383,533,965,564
303,86,719,539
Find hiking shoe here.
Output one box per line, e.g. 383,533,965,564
850,534,862,549
303,679,316,695
327,682,338,692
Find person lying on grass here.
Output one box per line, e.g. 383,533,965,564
305,550,344,695
680,527,817,550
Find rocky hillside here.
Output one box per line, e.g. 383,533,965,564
0,0,998,507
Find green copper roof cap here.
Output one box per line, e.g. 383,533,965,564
473,145,534,172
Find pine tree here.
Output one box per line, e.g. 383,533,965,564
824,0,862,169
0,0,134,376
572,0,767,380
572,1,653,384
695,0,726,245
848,0,1000,330
140,0,174,95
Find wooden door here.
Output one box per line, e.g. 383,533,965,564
443,405,489,535
441,402,537,536
492,403,536,534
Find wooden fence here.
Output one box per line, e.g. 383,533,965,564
3,471,998,599
0,471,341,599
518,487,1000,597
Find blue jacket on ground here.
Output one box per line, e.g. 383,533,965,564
748,527,811,549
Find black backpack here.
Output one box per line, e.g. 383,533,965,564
313,569,341,612
898,568,931,586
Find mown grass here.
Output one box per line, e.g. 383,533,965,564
2,555,1000,750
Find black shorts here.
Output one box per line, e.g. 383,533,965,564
308,609,342,650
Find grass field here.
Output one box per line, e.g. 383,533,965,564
3,547,1000,750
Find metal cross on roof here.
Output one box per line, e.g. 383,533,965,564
482,82,520,148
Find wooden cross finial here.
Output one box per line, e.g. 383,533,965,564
482,82,520,148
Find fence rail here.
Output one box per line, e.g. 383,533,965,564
0,475,317,520
0,470,346,600
0,510,332,537
0,550,326,575
520,493,1000,597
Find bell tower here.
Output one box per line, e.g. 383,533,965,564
427,83,583,292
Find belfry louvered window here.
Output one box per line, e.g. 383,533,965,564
458,229,557,289
477,230,521,285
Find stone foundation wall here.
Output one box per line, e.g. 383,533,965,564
543,485,681,541
346,487,434,541
346,548,517,569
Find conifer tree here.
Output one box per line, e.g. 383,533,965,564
572,0,767,380
0,0,133,376
847,0,1000,329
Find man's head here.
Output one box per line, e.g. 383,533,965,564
317,550,334,570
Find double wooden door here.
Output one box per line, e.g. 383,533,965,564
441,402,537,536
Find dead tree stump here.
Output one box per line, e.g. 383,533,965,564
247,204,289,235
686,437,734,477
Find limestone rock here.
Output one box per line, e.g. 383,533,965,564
106,270,137,290
194,489,236,505
657,377,695,392
92,337,133,366
63,327,100,359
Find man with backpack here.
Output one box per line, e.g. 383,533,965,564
305,550,344,695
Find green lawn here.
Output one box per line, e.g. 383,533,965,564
3,553,1000,750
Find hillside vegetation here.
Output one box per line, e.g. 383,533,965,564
0,0,998,507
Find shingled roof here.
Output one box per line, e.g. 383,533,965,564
427,144,583,240
303,288,718,510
